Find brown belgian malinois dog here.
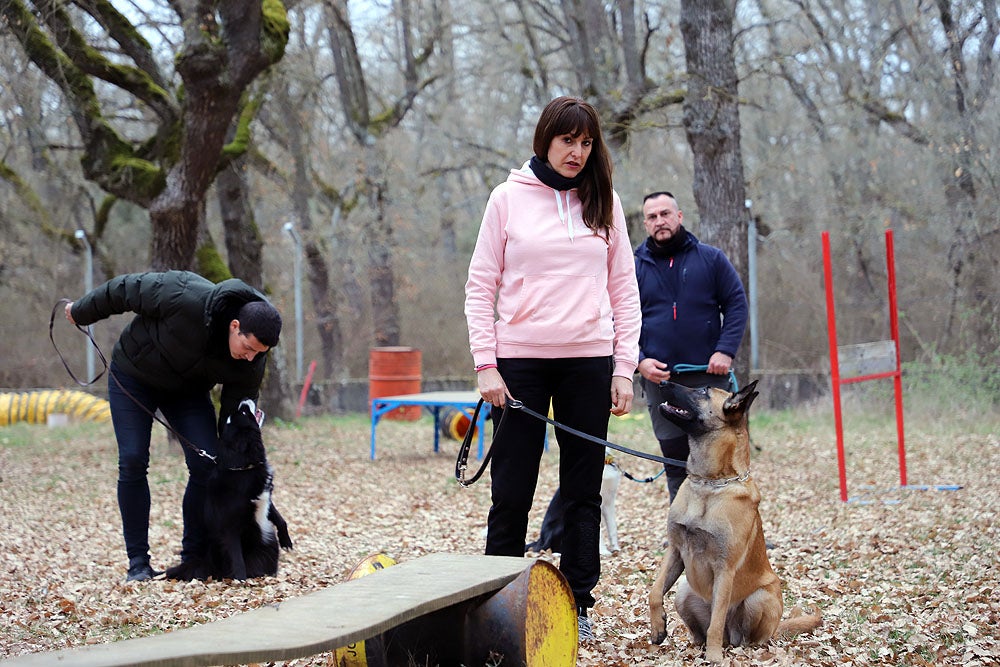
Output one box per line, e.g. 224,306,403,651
648,380,821,663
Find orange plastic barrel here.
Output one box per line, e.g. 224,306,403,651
369,347,422,421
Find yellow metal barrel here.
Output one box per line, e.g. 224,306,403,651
334,553,577,666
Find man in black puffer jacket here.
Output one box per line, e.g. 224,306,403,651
66,271,282,582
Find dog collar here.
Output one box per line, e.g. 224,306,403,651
687,468,751,488
224,461,265,471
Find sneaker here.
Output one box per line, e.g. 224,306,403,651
125,556,161,582
577,610,594,643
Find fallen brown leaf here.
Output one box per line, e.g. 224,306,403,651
1,406,997,666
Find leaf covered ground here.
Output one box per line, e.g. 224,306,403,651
1,398,997,666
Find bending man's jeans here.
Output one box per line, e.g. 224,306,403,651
108,361,218,564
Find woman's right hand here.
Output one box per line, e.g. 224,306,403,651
64,301,76,325
477,367,510,408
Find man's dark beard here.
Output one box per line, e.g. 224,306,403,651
646,226,688,258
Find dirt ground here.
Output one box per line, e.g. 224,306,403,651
1,402,997,666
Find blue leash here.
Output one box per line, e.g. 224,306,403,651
615,463,665,484
669,363,739,392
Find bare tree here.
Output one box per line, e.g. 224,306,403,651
503,0,682,149
760,0,999,353
564,0,656,145
1,0,290,271
323,0,443,346
927,0,997,348
279,76,346,379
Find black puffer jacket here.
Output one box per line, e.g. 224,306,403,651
71,270,271,429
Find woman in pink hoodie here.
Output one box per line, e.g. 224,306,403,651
464,96,641,640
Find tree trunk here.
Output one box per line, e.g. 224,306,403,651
217,158,264,282
217,155,295,420
365,152,401,347
149,186,207,271
680,0,751,383
271,79,342,380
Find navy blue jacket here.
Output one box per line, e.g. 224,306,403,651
634,231,748,368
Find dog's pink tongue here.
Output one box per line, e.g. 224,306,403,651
255,409,265,427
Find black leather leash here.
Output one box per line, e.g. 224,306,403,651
51,299,108,387
455,397,687,487
50,299,218,463
454,398,494,486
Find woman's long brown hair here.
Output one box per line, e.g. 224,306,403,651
532,96,615,235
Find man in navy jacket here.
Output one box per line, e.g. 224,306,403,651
634,191,748,502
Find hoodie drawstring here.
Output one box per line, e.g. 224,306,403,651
554,190,575,241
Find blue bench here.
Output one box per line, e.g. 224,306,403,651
369,390,490,460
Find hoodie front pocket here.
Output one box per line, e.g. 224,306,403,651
498,273,602,345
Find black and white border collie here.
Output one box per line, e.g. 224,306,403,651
166,399,292,581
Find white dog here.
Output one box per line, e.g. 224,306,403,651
600,450,622,555
525,448,622,556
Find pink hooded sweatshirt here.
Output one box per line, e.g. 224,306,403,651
464,161,641,379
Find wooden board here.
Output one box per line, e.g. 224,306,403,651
2,553,533,667
838,340,898,378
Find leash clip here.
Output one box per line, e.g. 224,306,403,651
507,399,523,409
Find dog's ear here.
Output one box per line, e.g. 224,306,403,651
723,380,759,416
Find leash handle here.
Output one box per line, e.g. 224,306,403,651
50,299,108,386
455,398,494,486
668,363,739,392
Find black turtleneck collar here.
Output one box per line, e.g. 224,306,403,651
529,155,584,191
646,226,689,258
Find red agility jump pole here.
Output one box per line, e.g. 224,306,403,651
296,359,318,419
822,229,907,502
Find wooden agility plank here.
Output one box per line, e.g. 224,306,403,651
3,553,533,667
